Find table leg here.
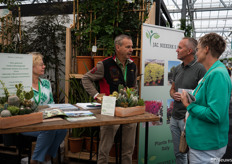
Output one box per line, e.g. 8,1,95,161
145,122,149,164
119,125,122,164
89,127,93,160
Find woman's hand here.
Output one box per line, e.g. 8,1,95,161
172,92,182,101
181,90,190,108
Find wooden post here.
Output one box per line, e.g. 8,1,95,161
89,11,92,49
94,13,97,46
73,0,79,73
65,28,72,103
145,2,156,25
76,0,79,30
7,12,12,45
73,0,76,28
18,8,22,53
4,17,8,46
0,19,3,46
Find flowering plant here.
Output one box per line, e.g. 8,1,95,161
145,100,163,115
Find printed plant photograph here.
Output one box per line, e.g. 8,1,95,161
145,100,163,126
168,61,181,85
144,59,164,86
167,99,174,124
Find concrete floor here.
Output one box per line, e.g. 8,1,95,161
0,153,96,164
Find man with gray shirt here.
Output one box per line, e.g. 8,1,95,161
170,37,206,164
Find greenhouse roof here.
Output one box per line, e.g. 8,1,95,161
1,0,232,58
163,0,232,58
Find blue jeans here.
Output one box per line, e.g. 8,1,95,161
189,146,227,164
22,129,67,162
170,117,187,164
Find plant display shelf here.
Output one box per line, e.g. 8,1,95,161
69,74,83,79
0,144,18,156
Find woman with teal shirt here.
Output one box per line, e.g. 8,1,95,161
22,52,67,164
181,33,231,164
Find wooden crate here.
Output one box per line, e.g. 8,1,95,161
0,112,43,129
115,106,145,117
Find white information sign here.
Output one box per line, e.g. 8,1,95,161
0,53,32,97
101,96,116,116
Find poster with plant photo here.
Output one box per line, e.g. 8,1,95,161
145,100,163,126
144,59,164,86
139,24,183,164
168,61,181,85
167,99,174,124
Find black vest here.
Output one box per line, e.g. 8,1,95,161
102,57,136,93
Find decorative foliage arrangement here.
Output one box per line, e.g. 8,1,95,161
110,84,144,108
73,0,149,56
0,80,37,117
67,78,95,104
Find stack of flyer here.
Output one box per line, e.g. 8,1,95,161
64,111,96,122
48,104,79,111
41,104,96,121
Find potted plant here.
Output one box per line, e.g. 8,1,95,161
68,128,85,153
84,127,99,152
109,84,145,117
0,80,42,129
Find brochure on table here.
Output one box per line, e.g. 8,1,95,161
76,103,101,110
65,111,96,122
101,96,116,116
41,104,96,121
48,104,79,111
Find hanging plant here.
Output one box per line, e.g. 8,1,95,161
179,19,193,37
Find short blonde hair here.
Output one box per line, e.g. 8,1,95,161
29,52,43,66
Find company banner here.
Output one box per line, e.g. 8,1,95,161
0,53,32,97
139,24,184,164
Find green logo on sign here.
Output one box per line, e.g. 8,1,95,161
146,30,160,45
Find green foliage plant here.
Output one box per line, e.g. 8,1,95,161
0,80,10,104
23,14,70,103
65,78,98,104
179,19,193,37
0,0,19,10
70,128,85,138
15,83,34,107
73,0,149,56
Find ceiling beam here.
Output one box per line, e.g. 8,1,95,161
172,17,232,21
187,0,196,38
219,0,227,8
171,0,180,9
168,7,232,13
0,2,73,16
195,30,232,33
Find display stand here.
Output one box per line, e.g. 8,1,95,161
64,1,157,163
